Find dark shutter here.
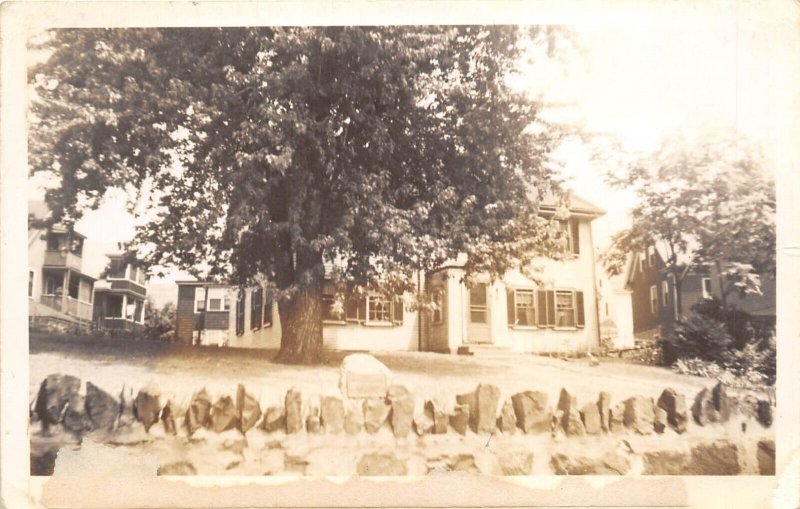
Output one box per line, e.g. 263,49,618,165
263,294,272,326
570,219,580,255
507,289,516,327
576,291,585,327
537,290,547,326
546,290,556,326
358,297,367,323
393,297,404,325
251,287,262,330
235,290,245,336
345,297,359,322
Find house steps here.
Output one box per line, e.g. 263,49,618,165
456,344,517,358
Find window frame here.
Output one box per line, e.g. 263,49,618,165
366,295,393,325
235,290,245,336
194,287,206,313
701,277,713,299
639,252,646,272
207,287,230,312
263,293,273,327
554,289,577,329
649,285,658,314
648,246,656,267
661,280,669,307
250,287,263,330
510,287,537,329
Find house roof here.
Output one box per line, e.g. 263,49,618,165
539,192,606,218
28,200,87,239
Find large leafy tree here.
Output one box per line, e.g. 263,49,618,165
603,134,775,315
30,27,567,363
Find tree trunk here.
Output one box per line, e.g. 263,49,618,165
274,282,324,364
674,275,684,317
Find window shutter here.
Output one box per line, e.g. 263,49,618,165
263,295,272,326
576,291,585,327
570,220,580,255
537,290,547,326
546,290,556,326
507,289,516,327
236,290,245,336
393,297,404,325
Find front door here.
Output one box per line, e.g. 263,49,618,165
466,283,491,344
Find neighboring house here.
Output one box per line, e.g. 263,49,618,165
92,254,148,333
28,201,96,330
626,245,776,338
174,194,606,355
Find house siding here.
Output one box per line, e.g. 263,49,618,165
630,251,668,335
175,285,197,344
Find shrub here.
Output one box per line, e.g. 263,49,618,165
692,298,774,349
662,314,734,364
143,301,176,341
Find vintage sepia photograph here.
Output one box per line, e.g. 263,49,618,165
6,2,797,505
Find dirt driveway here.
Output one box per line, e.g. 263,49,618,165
29,333,764,409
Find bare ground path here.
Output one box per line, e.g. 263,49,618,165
29,333,766,410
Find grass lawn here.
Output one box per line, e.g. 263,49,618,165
29,332,766,411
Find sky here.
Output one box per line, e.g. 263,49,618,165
29,16,790,303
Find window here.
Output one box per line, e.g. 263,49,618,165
639,252,646,272
235,290,245,336
556,290,576,327
46,233,60,251
558,220,581,256
507,288,536,327
263,294,272,327
322,292,342,321
251,287,263,330
137,266,146,284
650,285,658,314
469,283,488,323
345,296,367,322
194,287,206,312
28,270,34,298
648,246,656,267
367,295,392,323
107,295,123,317
108,259,126,279
431,290,444,324
69,237,83,256
207,288,230,311
701,277,712,299
662,281,669,307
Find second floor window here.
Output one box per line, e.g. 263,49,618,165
558,220,581,256
650,285,658,314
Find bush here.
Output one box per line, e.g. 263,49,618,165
692,298,774,349
661,314,734,365
143,301,176,341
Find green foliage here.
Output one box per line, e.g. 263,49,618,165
143,300,175,341
661,314,734,365
691,298,775,350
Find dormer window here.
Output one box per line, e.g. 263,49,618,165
46,233,60,251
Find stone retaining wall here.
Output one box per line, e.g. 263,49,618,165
30,372,775,476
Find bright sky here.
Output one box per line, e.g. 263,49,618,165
30,14,793,290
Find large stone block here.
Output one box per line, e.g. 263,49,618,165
134,387,161,433
285,388,304,434
320,395,345,434
563,408,586,436
756,400,773,428
425,399,448,434
609,402,626,433
689,440,744,475
35,374,81,430
580,402,602,435
161,400,177,435
260,405,285,433
623,396,654,435
642,450,692,475
510,391,551,434
339,354,392,398
597,392,611,432
84,381,120,431
363,397,391,434
236,384,262,433
653,406,667,434
450,404,470,435
498,451,534,475
551,452,631,475
496,399,517,434
692,382,731,426
757,440,775,475
210,395,238,433
185,388,212,435
556,388,578,432
387,385,414,438
357,452,407,476
456,384,501,434
656,388,688,433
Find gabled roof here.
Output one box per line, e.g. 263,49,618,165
539,192,605,218
28,200,87,239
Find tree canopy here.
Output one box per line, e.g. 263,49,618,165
602,133,775,314
30,26,569,362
